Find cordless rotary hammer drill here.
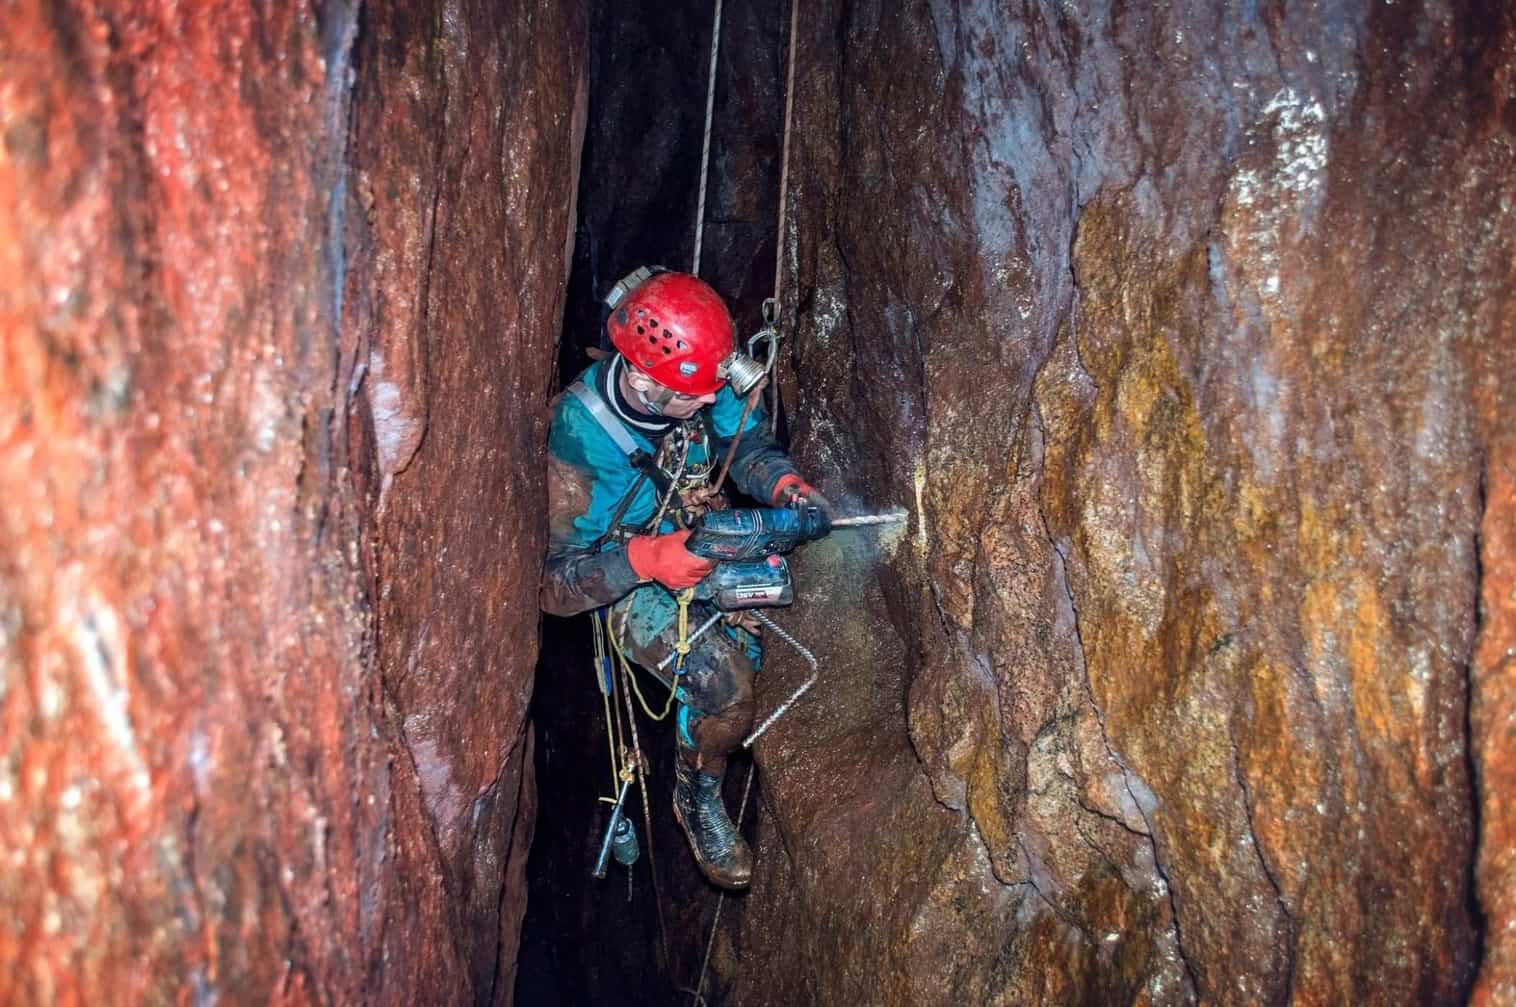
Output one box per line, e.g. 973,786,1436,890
683,505,833,609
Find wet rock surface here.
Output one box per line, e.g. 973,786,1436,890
713,1,1514,1005
1,1,584,1003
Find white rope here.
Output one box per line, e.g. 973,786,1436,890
771,0,801,307
691,0,725,275
616,654,673,975
769,0,801,434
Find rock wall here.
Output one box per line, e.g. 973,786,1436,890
717,1,1514,1004
0,1,585,1003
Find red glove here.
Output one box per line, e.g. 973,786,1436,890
625,529,717,590
772,473,833,515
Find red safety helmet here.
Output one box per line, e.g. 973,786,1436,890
607,271,735,396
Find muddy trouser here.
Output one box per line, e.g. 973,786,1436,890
612,584,760,778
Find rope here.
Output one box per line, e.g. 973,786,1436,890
674,588,694,673
608,613,681,721
617,652,673,977
708,384,765,497
691,0,725,275
593,611,625,802
742,609,819,747
769,0,801,435
644,427,692,536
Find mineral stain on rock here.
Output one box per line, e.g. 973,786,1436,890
722,1,1513,1005
3,0,1513,1005
1,0,584,1003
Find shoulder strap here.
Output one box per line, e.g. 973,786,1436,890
568,379,644,459
567,379,676,540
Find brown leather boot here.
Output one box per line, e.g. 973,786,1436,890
672,755,752,890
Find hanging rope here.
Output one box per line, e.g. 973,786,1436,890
768,0,802,435
607,608,682,721
690,0,726,275
614,650,673,978
708,384,765,497
592,611,625,803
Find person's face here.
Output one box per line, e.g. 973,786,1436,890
626,367,719,419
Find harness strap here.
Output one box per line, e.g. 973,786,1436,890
570,378,680,548
569,379,643,458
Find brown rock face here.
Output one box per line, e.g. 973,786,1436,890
709,2,1515,1005
0,1,584,1003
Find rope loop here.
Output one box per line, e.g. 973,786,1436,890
674,587,695,673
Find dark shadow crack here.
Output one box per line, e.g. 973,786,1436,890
1015,834,1096,946
1462,447,1489,994
485,724,534,1006
1231,748,1298,1004
1072,791,1152,842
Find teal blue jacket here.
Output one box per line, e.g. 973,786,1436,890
540,359,798,617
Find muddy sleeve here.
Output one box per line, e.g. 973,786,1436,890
540,454,646,617
541,548,643,617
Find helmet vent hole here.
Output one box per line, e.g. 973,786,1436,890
647,336,657,344
676,340,686,349
649,318,659,329
661,346,672,355
663,329,673,342
636,325,645,335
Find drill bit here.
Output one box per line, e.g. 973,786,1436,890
830,508,909,528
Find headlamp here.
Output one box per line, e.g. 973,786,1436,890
719,351,767,396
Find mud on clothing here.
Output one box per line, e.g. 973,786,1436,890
539,358,797,760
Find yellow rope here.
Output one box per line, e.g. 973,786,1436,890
605,588,695,722
675,588,693,670
609,612,679,720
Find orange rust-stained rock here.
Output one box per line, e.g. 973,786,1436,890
712,2,1515,1005
1471,306,1516,1003
0,1,585,1003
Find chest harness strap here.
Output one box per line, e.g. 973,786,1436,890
568,379,682,544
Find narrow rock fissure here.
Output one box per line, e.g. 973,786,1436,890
1464,451,1490,983
1232,753,1299,1004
